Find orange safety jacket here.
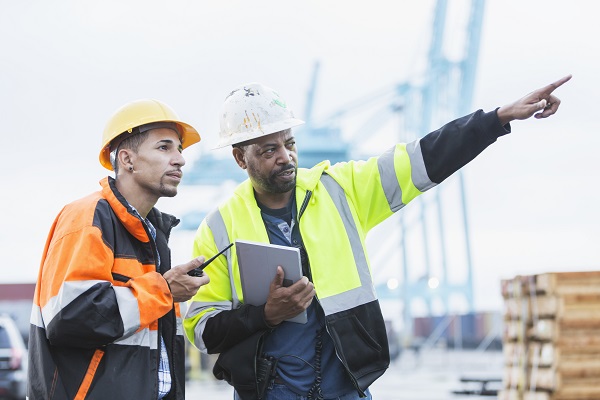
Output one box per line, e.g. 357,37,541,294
27,177,186,400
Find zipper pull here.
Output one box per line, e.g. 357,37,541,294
298,190,312,220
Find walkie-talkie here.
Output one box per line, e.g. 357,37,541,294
188,243,233,277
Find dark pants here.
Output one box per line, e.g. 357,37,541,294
234,385,372,400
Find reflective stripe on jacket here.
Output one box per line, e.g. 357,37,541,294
28,176,186,400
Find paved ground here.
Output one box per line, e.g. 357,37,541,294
186,348,504,399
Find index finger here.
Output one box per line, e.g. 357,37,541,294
185,256,206,272
185,256,207,277
288,276,310,291
539,74,572,95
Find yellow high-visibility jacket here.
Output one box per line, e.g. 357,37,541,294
184,110,509,398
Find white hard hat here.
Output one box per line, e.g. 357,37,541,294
214,82,305,149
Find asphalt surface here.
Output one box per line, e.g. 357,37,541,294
185,348,504,400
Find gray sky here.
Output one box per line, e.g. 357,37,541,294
1,0,598,312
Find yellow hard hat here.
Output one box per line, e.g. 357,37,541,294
99,99,201,170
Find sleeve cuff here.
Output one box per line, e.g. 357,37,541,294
246,304,274,331
493,107,511,136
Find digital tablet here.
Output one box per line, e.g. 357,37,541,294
236,239,307,324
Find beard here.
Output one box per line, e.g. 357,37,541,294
248,162,296,194
158,185,178,197
157,176,179,198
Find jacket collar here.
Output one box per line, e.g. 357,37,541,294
100,176,150,243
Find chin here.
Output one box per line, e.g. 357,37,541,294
159,187,178,198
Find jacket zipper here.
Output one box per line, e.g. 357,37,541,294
298,189,366,397
321,306,366,397
142,219,162,399
298,190,312,220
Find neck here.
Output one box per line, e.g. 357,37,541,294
253,189,294,210
115,176,157,218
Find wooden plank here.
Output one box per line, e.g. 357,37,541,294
531,296,558,318
532,294,600,322
503,364,529,391
528,319,600,342
505,294,600,324
525,388,600,400
504,342,527,366
528,320,555,341
499,388,524,400
552,385,600,400
556,335,600,348
531,367,600,391
504,297,530,320
502,276,527,299
531,367,556,390
523,392,550,400
528,342,600,368
528,342,553,367
523,388,600,400
504,319,529,342
534,271,600,296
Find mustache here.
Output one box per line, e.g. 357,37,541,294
272,164,296,176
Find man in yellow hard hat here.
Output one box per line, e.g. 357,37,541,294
28,99,210,400
184,75,571,400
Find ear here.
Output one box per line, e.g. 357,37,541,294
232,147,247,170
117,148,135,172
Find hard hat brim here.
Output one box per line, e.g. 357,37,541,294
212,118,305,149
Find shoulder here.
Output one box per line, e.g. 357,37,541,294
62,190,105,226
49,190,106,243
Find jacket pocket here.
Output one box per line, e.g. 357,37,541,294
327,308,388,377
213,330,267,400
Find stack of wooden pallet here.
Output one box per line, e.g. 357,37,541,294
498,271,600,400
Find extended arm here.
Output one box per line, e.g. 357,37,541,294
327,75,571,232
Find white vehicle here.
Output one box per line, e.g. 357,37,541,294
0,315,27,399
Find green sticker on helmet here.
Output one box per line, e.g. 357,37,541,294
272,92,287,108
273,98,287,108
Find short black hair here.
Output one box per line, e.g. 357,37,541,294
110,128,149,174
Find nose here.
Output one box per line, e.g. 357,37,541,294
276,147,293,164
173,151,186,167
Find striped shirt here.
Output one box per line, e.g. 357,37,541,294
129,205,171,399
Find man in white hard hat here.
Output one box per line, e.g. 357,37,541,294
28,99,211,400
184,76,571,400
